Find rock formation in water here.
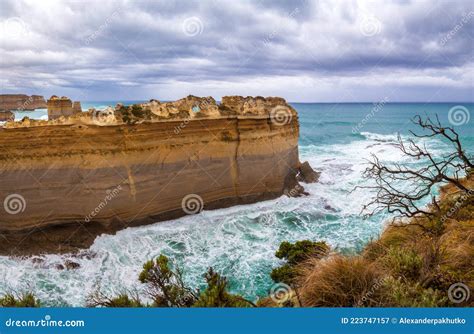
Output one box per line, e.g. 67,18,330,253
47,95,82,120
297,161,321,183
0,111,14,122
0,94,47,111
0,95,317,255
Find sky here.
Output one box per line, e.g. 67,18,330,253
0,0,473,102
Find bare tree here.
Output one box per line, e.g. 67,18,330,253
359,115,472,224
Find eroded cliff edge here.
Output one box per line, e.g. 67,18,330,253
0,96,317,255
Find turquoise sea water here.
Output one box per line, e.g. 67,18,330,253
1,102,473,306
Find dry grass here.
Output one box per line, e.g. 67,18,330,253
294,175,473,307
297,256,386,307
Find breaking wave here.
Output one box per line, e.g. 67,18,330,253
0,129,451,306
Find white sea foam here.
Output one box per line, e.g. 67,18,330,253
0,131,450,306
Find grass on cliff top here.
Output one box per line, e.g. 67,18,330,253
278,175,473,307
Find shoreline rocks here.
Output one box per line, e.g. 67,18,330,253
298,161,321,183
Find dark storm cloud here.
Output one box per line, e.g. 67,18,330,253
0,0,472,101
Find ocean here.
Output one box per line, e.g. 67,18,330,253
1,102,473,306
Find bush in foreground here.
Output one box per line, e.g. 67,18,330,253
0,293,40,307
270,240,329,284
297,256,386,307
88,254,254,308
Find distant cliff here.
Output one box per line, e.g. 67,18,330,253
0,111,14,122
0,96,316,255
0,94,47,111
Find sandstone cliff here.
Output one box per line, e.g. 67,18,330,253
0,94,47,111
0,96,315,255
0,111,14,122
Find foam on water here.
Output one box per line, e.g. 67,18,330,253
0,130,451,306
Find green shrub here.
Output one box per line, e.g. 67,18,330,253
271,240,329,284
381,247,423,280
130,105,144,118
382,277,447,307
139,255,197,307
0,293,40,307
275,240,329,265
270,264,295,284
193,268,254,307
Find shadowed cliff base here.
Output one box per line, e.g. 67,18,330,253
0,96,319,256
1,191,281,256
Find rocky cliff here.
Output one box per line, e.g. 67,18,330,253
0,96,315,255
47,95,82,120
0,94,47,111
0,111,14,122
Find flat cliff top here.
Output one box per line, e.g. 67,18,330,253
0,94,47,111
2,95,297,129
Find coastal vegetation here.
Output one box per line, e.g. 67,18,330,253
86,254,255,308
1,116,471,307
0,293,40,307
270,240,329,285
269,116,473,307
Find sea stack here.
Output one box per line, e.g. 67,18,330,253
47,95,82,120
0,95,317,255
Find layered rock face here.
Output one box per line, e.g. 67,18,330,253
0,94,47,111
0,96,313,255
47,95,82,120
0,111,14,122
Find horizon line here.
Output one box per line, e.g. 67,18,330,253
77,100,474,104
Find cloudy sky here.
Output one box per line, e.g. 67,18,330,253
1,0,473,102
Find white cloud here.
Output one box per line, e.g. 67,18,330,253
0,0,472,101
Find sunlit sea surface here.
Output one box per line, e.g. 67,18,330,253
1,102,473,306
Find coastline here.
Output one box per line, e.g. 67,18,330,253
0,96,315,256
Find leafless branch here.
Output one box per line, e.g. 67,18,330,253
358,115,473,223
